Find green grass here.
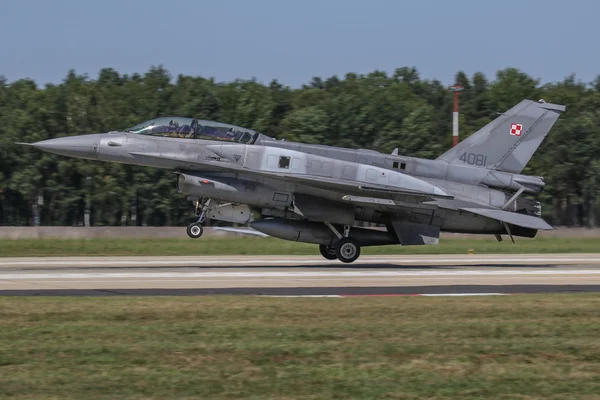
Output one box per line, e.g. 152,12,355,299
1,295,600,399
0,236,598,257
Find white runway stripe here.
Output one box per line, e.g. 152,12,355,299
2,269,600,280
420,293,508,297
0,256,599,267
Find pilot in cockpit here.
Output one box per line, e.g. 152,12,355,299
185,119,198,138
167,119,179,134
225,128,236,138
175,120,194,138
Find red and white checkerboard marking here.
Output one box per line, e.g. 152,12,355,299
510,123,523,136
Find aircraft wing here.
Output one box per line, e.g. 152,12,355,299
285,174,452,198
131,148,448,210
205,143,452,204
460,207,553,230
269,173,453,204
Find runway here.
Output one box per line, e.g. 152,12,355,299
1,254,600,296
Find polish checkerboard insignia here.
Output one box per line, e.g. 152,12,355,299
510,123,523,136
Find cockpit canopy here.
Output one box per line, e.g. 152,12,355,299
126,117,197,138
125,117,260,144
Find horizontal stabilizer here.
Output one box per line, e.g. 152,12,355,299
461,207,553,230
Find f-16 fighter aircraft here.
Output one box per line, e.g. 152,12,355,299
21,100,565,263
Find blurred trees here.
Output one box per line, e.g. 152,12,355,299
0,66,599,227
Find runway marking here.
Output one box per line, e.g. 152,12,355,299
1,256,600,267
420,293,508,297
3,269,600,280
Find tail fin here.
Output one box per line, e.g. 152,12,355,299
436,99,566,173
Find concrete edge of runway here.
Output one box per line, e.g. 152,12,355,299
2,284,600,297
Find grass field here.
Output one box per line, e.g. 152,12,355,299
1,295,600,399
0,236,599,257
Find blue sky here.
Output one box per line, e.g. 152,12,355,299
1,0,597,87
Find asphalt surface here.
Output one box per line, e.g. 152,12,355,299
1,254,600,296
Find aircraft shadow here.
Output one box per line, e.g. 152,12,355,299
192,263,562,270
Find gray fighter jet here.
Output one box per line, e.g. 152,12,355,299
21,100,565,262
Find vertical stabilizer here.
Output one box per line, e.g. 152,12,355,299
436,100,565,173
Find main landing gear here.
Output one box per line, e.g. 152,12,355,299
320,222,361,263
334,237,361,263
318,244,337,260
186,198,211,239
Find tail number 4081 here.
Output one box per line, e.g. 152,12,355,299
459,153,487,167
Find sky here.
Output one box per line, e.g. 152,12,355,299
1,0,598,88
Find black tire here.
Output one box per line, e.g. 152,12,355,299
319,244,338,260
334,238,361,263
187,223,204,239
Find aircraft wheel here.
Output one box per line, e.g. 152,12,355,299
334,238,361,263
187,223,204,239
319,244,338,260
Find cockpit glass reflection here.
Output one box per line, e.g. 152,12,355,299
126,117,197,138
126,117,260,144
196,120,258,144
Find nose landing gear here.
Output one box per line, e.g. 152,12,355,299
187,223,203,239
186,198,211,239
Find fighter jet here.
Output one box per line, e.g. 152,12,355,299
20,100,565,263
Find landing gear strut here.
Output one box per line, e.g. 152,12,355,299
186,198,211,239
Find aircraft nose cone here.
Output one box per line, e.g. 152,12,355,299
30,133,103,160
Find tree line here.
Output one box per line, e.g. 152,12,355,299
0,66,598,227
